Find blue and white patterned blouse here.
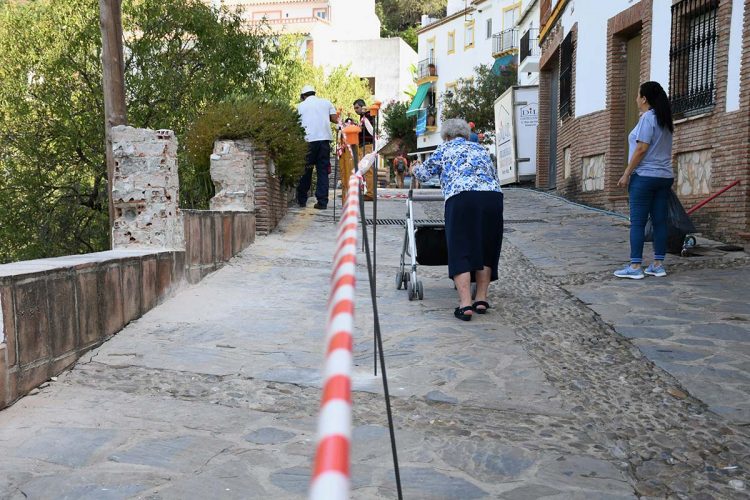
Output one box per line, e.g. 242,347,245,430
413,138,502,200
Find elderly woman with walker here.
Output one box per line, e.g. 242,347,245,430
411,119,504,321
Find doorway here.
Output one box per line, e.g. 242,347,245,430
624,33,642,156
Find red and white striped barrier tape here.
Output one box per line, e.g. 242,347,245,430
309,154,378,500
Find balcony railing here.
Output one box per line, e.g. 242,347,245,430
520,28,540,64
492,28,518,55
417,57,437,80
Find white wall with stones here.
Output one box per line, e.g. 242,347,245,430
111,126,184,250
677,150,712,196
210,140,256,212
581,154,605,192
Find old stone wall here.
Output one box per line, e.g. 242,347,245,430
210,140,255,212
183,211,255,283
0,250,184,408
112,126,184,250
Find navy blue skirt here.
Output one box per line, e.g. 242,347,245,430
444,190,504,280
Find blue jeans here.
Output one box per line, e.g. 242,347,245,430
629,173,674,263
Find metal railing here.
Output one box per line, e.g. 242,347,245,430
417,57,437,80
492,28,518,55
520,28,540,64
669,0,718,116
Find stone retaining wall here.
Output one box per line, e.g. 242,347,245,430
183,211,255,283
0,250,184,408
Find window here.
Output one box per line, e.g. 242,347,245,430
362,77,376,95
447,31,456,54
486,18,493,39
313,8,328,19
464,21,475,49
559,31,573,118
427,37,435,60
669,0,718,116
503,3,521,29
445,81,457,94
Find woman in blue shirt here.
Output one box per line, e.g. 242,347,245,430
615,81,675,279
412,119,504,321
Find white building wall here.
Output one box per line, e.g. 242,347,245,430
557,0,744,117
726,0,746,112
328,0,381,40
555,0,642,117
416,0,520,150
517,0,540,86
315,38,417,103
447,0,468,16
650,0,671,87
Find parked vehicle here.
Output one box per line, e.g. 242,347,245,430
494,85,539,185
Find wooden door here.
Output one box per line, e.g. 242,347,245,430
624,33,642,156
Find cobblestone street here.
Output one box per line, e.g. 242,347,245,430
0,188,749,499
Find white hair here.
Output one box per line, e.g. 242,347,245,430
441,118,471,141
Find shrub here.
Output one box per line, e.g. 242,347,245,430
184,96,307,207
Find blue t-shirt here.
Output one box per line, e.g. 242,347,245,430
628,109,673,178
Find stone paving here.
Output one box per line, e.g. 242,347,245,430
0,188,748,499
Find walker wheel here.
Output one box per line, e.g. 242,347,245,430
407,282,415,301
416,280,424,300
395,271,404,290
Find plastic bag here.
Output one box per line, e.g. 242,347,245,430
644,190,696,253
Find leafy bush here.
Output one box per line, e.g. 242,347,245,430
441,64,517,139
382,100,417,153
184,96,307,207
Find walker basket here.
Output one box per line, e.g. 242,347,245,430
414,227,449,266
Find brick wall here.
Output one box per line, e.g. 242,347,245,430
669,0,750,242
183,211,255,283
252,149,294,235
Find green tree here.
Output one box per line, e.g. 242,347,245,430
0,0,300,263
376,0,446,50
382,100,416,154
440,64,517,138
266,51,372,120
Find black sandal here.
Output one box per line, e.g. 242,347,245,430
454,306,473,321
472,301,490,314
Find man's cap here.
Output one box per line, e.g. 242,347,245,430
300,85,315,95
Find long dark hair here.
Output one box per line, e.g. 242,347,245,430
640,81,673,133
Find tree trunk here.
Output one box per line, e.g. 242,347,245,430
99,0,127,248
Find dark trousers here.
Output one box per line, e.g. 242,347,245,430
444,191,504,280
297,140,330,207
629,173,674,262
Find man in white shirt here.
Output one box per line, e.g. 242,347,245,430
296,85,338,209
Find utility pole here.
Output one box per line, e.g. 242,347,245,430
99,0,127,247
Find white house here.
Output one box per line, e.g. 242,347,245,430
208,0,416,103
515,0,541,86
409,0,531,157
